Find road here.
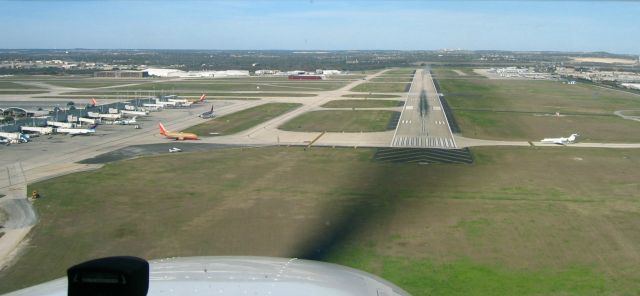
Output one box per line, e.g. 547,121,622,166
391,68,456,148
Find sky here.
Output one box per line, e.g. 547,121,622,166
0,0,638,54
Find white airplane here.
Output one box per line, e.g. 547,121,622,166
3,256,409,296
0,132,29,144
155,100,177,107
540,133,579,145
142,103,164,111
121,110,149,117
56,125,97,136
114,116,137,125
21,126,53,135
87,111,121,120
47,121,75,128
168,94,207,105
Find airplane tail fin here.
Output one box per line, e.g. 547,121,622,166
89,124,97,130
200,94,206,102
159,122,168,135
91,98,97,106
210,105,214,113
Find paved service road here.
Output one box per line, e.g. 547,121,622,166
391,68,456,148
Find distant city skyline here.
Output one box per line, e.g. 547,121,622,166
1,1,639,55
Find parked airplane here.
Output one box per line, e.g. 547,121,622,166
199,105,215,119
21,126,53,135
155,100,177,108
142,103,164,111
0,132,29,144
167,98,190,104
114,116,137,125
197,93,207,103
56,125,97,136
159,122,199,140
121,110,149,117
88,111,121,120
540,133,579,145
168,94,207,107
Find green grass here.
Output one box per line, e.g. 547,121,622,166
369,76,413,83
342,94,401,99
182,103,301,136
350,82,410,93
279,110,398,132
620,110,640,116
44,80,149,88
327,247,611,296
55,92,316,98
2,147,640,294
321,99,403,108
433,69,640,141
383,68,416,75
109,81,347,92
0,82,44,89
453,110,640,142
438,78,640,114
0,90,48,95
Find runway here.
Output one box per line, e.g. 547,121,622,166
391,68,456,148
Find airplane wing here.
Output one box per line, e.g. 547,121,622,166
4,256,410,296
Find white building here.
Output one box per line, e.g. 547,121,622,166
144,68,249,78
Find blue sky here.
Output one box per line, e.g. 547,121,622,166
1,1,638,54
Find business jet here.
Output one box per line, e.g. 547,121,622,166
540,133,579,145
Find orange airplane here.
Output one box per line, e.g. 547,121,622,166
159,122,199,140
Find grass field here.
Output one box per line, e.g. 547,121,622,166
0,90,48,95
620,110,640,116
182,103,301,136
383,68,416,75
455,111,640,142
350,82,410,93
321,99,403,108
369,76,413,83
0,81,44,89
279,110,398,132
1,146,640,295
56,92,317,98
109,81,347,92
44,80,149,89
342,94,401,99
433,68,640,142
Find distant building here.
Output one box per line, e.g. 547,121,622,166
144,68,249,78
95,70,149,78
316,69,342,75
255,70,279,75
